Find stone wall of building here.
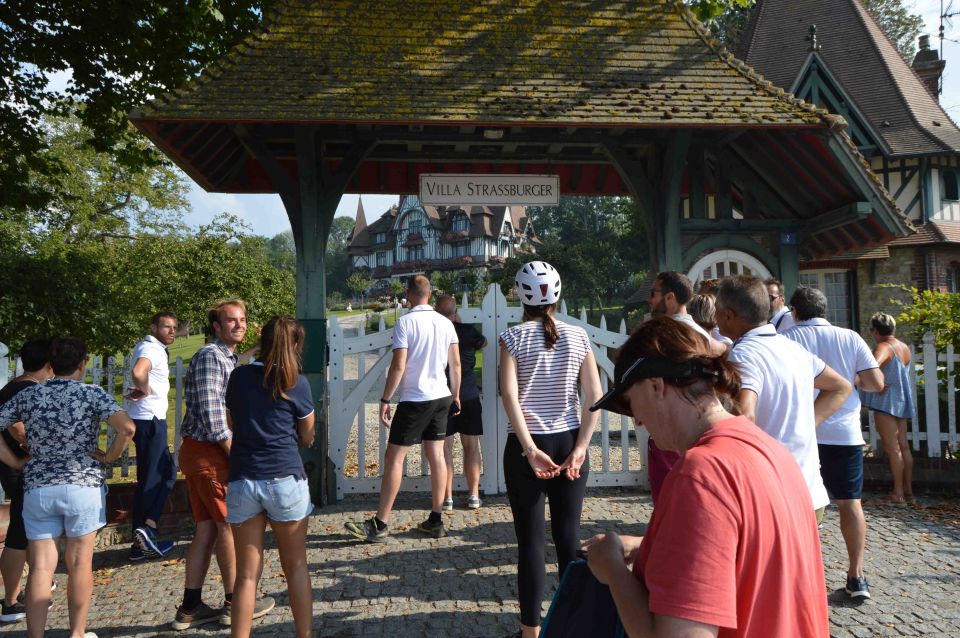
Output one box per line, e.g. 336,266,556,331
925,245,960,291
855,248,916,341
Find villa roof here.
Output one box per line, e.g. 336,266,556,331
738,0,960,157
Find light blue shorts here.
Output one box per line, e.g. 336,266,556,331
23,484,107,540
226,476,312,524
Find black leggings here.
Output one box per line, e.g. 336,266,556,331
504,430,589,628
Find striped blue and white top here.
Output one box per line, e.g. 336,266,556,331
499,320,591,435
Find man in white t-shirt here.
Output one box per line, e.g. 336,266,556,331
765,278,795,333
783,286,883,600
125,311,178,560
716,276,851,517
345,275,461,542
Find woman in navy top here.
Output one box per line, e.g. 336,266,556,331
226,316,315,638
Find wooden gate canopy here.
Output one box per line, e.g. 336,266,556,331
130,0,912,261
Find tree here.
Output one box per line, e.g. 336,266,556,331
862,0,925,60
1,0,272,211
346,273,373,304
686,0,754,21
324,216,358,295
265,230,296,271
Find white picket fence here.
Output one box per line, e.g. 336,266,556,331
327,283,646,498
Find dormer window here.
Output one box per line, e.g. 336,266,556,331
451,213,469,233
375,232,386,244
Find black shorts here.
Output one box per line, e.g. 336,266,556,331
818,444,864,500
389,397,453,446
446,397,483,437
0,465,27,551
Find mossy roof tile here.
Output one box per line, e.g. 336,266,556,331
134,0,833,129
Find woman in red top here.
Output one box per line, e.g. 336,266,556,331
585,316,829,638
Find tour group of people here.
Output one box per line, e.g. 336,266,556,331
0,261,915,638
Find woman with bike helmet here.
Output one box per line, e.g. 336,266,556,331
499,261,602,638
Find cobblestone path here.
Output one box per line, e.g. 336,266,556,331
2,489,958,637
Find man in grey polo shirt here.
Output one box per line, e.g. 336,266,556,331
345,275,461,542
784,286,884,600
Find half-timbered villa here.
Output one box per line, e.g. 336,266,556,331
740,0,960,329
346,196,537,292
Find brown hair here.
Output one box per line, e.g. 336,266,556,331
205,298,247,336
259,315,305,400
407,275,431,299
698,278,721,297
151,311,177,326
617,316,741,409
522,303,559,349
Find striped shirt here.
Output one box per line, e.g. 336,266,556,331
499,320,591,434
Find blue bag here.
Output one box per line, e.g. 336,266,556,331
540,560,625,638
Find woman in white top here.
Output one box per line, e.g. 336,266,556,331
499,261,602,638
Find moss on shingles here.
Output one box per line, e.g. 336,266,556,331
135,0,829,129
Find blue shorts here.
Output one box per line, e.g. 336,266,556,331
226,476,312,524
23,484,107,540
818,444,864,500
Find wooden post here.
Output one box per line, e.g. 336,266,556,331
923,332,941,457
659,132,691,271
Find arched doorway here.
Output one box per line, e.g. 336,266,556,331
687,249,772,285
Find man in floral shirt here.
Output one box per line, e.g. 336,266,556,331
0,337,134,638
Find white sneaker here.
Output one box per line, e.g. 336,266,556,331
467,495,482,509
442,497,454,512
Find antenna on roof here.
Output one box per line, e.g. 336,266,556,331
806,25,821,52
942,0,959,95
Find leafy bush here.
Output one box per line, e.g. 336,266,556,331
888,287,960,352
369,302,386,312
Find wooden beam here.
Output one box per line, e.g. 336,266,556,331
680,219,796,232
233,124,301,229
718,148,799,219
600,141,658,266
688,144,706,220
801,201,871,235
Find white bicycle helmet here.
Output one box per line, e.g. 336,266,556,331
515,261,562,306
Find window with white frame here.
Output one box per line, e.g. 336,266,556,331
798,269,853,329
376,251,387,267
375,232,386,244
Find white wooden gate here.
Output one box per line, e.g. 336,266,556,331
327,284,646,499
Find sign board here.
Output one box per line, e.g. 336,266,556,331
419,173,560,206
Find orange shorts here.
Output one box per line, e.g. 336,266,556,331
179,438,229,524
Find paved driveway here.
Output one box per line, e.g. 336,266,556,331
3,489,958,637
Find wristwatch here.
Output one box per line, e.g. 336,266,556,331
380,397,390,404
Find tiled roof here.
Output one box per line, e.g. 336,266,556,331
738,0,960,157
889,221,960,247
133,0,837,128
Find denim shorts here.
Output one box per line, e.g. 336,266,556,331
23,484,107,540
226,476,312,524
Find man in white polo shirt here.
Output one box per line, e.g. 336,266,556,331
345,275,461,542
125,311,179,560
783,286,884,600
765,278,795,333
716,276,851,519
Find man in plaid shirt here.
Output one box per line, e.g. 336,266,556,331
172,299,274,631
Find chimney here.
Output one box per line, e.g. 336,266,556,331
912,34,945,99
